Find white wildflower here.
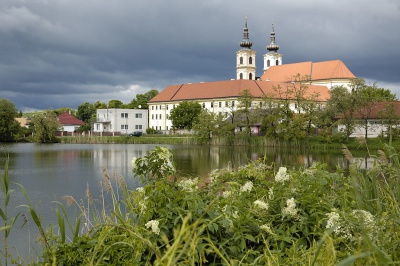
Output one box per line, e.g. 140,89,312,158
178,178,198,192
158,147,173,161
260,224,274,234
275,167,291,183
232,211,239,219
240,181,253,192
136,187,144,193
145,220,160,235
253,200,269,211
282,197,298,217
268,187,274,200
222,190,232,198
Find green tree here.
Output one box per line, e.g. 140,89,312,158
192,110,235,142
108,100,125,108
169,101,202,130
129,89,159,109
31,111,60,143
236,89,254,136
93,101,107,109
77,102,96,124
0,98,20,142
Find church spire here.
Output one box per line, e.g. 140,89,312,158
236,17,256,80
240,17,253,49
263,23,283,71
266,23,279,52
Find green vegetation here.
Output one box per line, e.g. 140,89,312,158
0,99,22,142
2,144,400,265
170,101,202,130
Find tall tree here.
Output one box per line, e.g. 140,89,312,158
192,110,235,142
236,89,254,136
108,100,125,108
169,101,202,130
0,98,21,142
31,111,60,143
93,101,107,109
77,102,96,124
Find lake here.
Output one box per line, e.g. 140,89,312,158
0,143,348,262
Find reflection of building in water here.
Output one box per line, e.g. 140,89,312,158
92,145,147,180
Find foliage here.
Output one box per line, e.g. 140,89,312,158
108,99,125,108
77,102,96,124
169,101,202,130
192,110,235,143
16,145,399,265
129,89,159,109
31,110,60,143
0,98,21,142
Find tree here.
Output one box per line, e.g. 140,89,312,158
31,111,60,143
169,101,202,130
129,89,159,109
192,110,235,142
0,98,21,142
93,101,107,109
77,102,96,124
236,89,255,136
108,100,125,108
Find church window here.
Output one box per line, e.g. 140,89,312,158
211,102,214,108
249,57,253,64
267,60,270,67
249,73,253,80
219,102,222,107
160,114,162,120
202,103,205,108
240,57,243,64
276,60,279,66
240,73,243,79
166,105,169,110
225,101,228,107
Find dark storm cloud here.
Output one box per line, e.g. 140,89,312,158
0,0,399,111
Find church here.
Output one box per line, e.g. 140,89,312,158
148,19,356,132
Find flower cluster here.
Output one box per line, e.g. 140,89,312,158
253,200,269,211
260,224,274,235
177,178,198,192
131,157,137,168
282,197,299,218
240,181,253,192
275,167,291,183
145,220,160,235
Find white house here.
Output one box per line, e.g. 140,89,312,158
57,112,84,132
93,108,148,135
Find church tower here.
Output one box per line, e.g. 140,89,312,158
236,18,256,80
263,24,282,71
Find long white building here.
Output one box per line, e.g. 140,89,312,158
93,108,148,135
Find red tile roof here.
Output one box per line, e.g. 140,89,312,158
57,112,85,125
261,60,356,82
149,79,330,103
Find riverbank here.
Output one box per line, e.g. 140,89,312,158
57,134,400,151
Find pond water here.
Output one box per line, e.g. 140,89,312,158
0,143,350,262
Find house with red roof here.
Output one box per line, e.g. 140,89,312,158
148,20,356,133
57,112,84,133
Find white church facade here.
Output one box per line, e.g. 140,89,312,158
148,19,356,132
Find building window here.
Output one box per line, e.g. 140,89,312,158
232,101,235,107
219,102,222,107
135,113,142,118
249,73,253,80
96,124,100,130
135,125,143,129
166,105,169,110
173,104,175,109
202,103,205,108
121,125,128,129
152,114,154,120
152,106,154,110
276,60,279,66
166,126,168,130
240,73,243,79
259,102,262,108
267,60,270,67
166,114,169,119
156,114,158,119
240,57,243,64
121,113,128,118
211,102,214,108
160,114,162,120
249,57,253,64
225,101,228,107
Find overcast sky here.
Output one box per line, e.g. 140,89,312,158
1,0,399,111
